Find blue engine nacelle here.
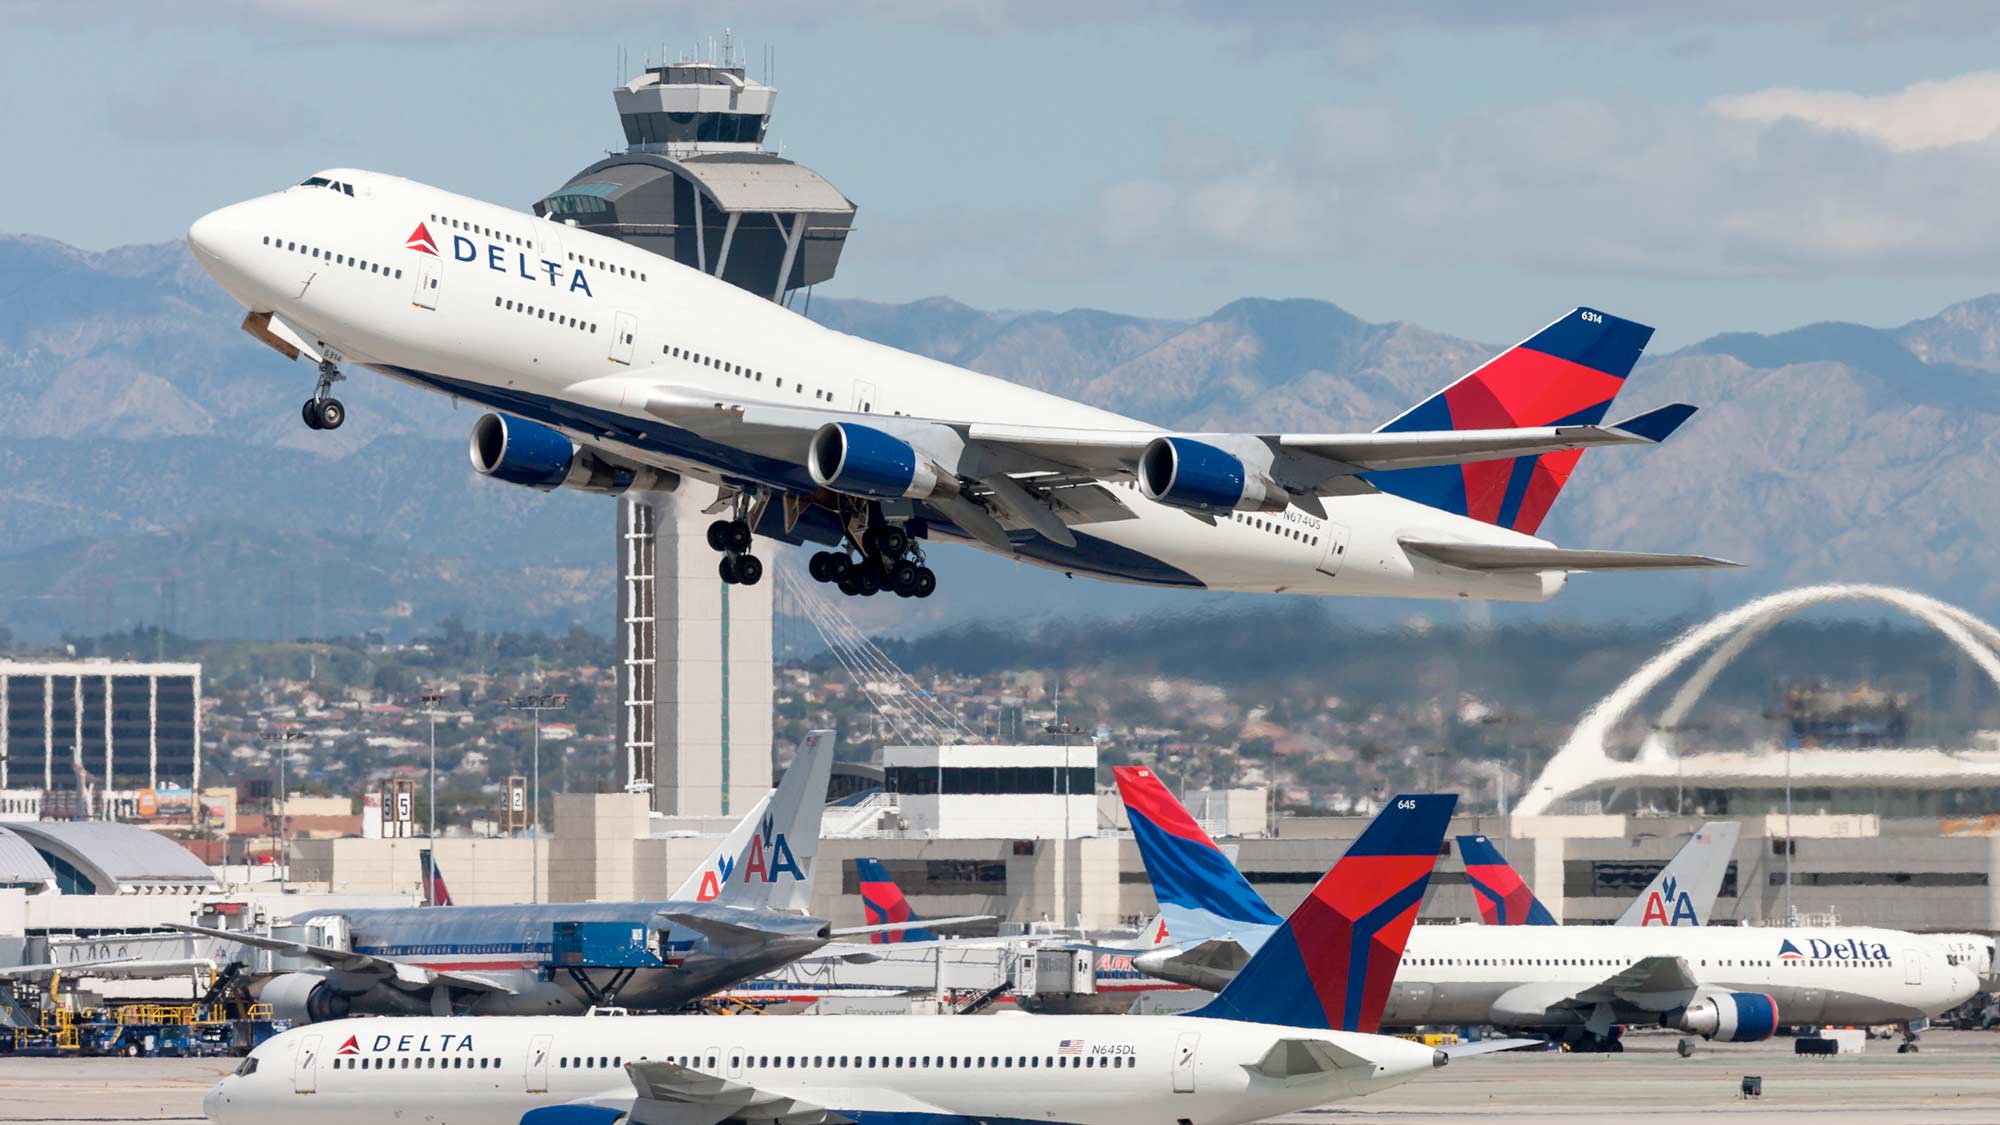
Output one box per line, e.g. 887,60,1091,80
808,422,949,500
1679,991,1779,1042
1137,436,1290,513
469,413,677,495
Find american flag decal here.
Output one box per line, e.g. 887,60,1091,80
1057,1039,1085,1055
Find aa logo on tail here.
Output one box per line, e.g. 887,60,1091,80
745,814,804,883
696,856,737,902
1639,875,1698,926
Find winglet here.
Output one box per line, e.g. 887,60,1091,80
1192,793,1456,1033
1456,835,1556,926
1608,402,1697,443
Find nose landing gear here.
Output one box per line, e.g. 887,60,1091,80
301,355,346,431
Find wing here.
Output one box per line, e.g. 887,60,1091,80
594,377,1694,530
827,914,994,939
0,956,217,981
1402,541,1740,573
165,924,516,995
614,1058,854,1125
1572,955,1700,1005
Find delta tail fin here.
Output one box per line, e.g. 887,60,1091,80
672,730,834,913
1114,765,1282,943
855,858,937,944
1368,307,1654,533
419,848,454,907
1193,794,1456,1032
1616,821,1741,927
1455,834,1555,925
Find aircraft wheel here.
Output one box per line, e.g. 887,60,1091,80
316,398,345,430
808,553,831,582
724,520,752,552
855,566,883,596
718,556,739,584
913,567,937,598
873,525,909,558
825,553,853,581
707,520,733,552
302,399,324,430
836,574,861,597
733,554,763,586
889,560,921,597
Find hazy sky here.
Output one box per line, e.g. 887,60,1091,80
10,2,2000,346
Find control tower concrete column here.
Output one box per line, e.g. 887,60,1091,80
617,484,773,816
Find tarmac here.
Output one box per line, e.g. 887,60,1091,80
0,1030,1994,1124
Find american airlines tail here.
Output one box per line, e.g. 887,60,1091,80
1455,834,1556,925
713,730,834,913
1616,821,1741,927
1368,307,1655,533
418,848,453,907
855,858,937,944
1194,794,1457,1033
1113,765,1282,942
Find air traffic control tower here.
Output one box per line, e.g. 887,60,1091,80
534,48,856,817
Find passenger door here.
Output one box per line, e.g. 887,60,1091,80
1171,1032,1198,1093
1905,948,1923,986
412,255,440,310
851,380,877,414
610,311,638,365
291,1034,321,1093
525,1034,554,1093
1314,521,1351,579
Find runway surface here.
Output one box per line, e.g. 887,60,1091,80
0,1030,1993,1124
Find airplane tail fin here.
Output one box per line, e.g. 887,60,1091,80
1455,834,1555,925
1193,794,1456,1032
1114,765,1282,940
1616,820,1741,927
672,731,834,912
419,848,453,907
855,858,936,944
1368,307,1654,534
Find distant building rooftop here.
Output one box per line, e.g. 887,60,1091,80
3,821,216,894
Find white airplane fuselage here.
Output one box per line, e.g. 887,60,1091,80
202,1012,1442,1125
1387,924,1976,1030
188,169,1566,600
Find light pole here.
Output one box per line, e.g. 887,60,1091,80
421,691,446,841
507,694,568,905
259,727,305,892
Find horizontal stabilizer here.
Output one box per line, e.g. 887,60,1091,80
1609,402,1697,443
1437,1038,1542,1060
828,914,994,938
1403,540,1740,573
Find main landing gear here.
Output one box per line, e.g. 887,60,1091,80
301,355,346,431
809,522,936,599
707,491,764,586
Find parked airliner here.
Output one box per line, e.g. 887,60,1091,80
187,170,1733,601
1458,821,1741,927
1113,766,1979,1053
201,796,1512,1125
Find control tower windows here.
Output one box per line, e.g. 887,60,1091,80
620,110,768,147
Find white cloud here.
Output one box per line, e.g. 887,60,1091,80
1067,71,2000,281
1713,70,2000,152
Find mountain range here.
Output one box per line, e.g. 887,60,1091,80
3,232,1997,642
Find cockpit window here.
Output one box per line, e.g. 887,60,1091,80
299,176,332,188
234,1055,259,1077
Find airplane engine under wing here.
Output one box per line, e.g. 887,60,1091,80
469,413,679,495
255,972,353,1024
1138,437,1289,514
808,422,958,501
1677,991,1780,1042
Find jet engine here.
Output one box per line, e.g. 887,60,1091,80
469,413,678,495
1137,437,1289,514
255,973,354,1024
808,422,956,501
1676,991,1779,1042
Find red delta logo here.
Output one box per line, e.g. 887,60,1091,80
405,223,439,256
336,1035,360,1056
1638,875,1698,926
742,814,804,883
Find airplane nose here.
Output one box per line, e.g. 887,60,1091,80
200,1080,224,1120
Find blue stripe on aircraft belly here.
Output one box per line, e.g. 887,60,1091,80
521,1111,1080,1125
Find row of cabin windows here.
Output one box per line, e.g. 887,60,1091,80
495,295,597,334
569,249,645,282
662,345,850,407
432,213,532,251
1108,481,1328,548
1408,956,1793,969
561,1055,623,1069
263,236,402,280
717,1053,1133,1071
331,1056,500,1070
